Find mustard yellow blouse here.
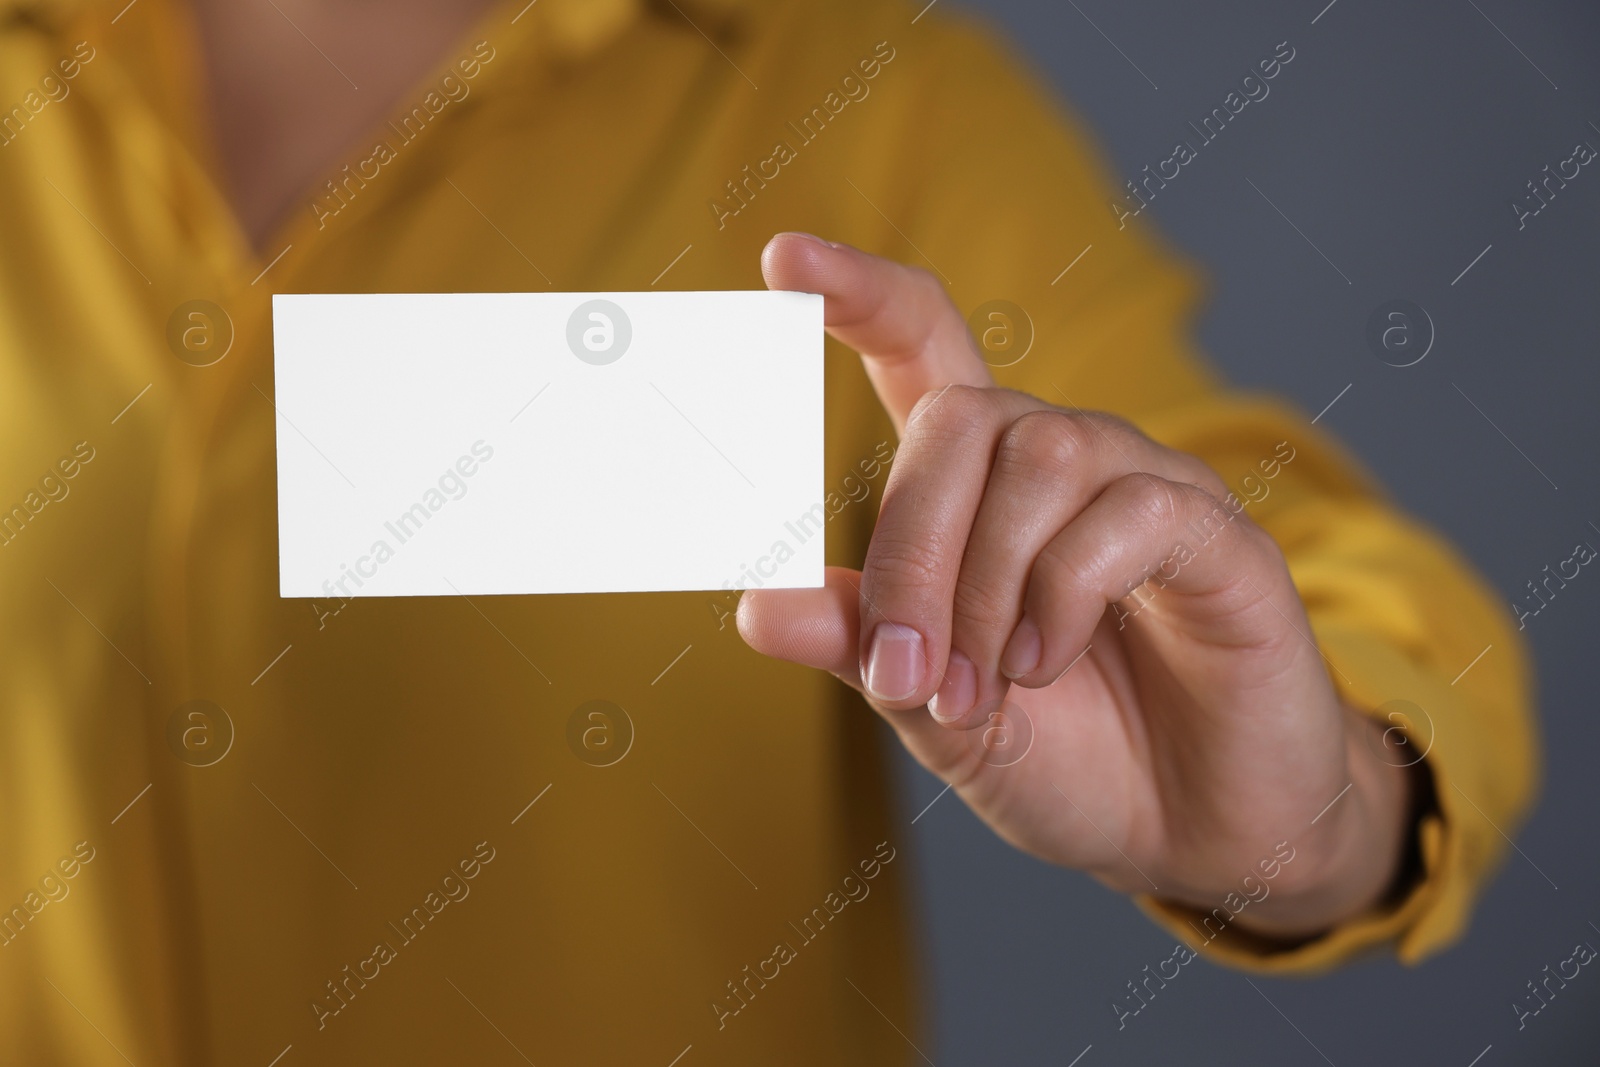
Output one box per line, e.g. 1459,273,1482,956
0,0,1535,1062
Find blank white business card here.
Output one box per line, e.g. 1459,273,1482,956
271,291,823,597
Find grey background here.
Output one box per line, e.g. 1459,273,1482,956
889,1,1600,1064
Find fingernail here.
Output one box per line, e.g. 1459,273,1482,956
865,622,925,702
928,648,976,724
1000,615,1041,679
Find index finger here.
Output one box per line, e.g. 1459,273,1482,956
761,232,993,434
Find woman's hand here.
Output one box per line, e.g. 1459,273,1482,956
739,233,1416,940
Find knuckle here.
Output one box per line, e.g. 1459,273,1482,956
1033,537,1100,601
1171,480,1259,552
1234,503,1280,556
906,388,941,426
865,532,948,597
1176,454,1231,500
909,383,991,439
1083,410,1140,442
1122,474,1186,531
940,382,989,420
995,409,1093,479
950,572,1010,630
1189,484,1244,535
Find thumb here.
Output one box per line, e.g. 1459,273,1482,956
736,566,864,685
761,232,993,435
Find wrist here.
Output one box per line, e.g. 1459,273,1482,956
1226,704,1420,942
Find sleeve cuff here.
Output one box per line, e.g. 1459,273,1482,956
1132,622,1520,974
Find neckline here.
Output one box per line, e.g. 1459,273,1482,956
146,0,651,283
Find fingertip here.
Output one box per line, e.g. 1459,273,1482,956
732,586,798,655
999,615,1042,680
862,620,937,709
733,587,759,647
761,232,851,291
927,647,977,725
736,569,863,678
1014,644,1095,691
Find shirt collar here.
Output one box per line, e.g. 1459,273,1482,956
1,0,754,37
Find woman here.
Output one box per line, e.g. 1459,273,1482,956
0,0,1532,1062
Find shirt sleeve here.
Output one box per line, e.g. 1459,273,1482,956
879,7,1539,971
